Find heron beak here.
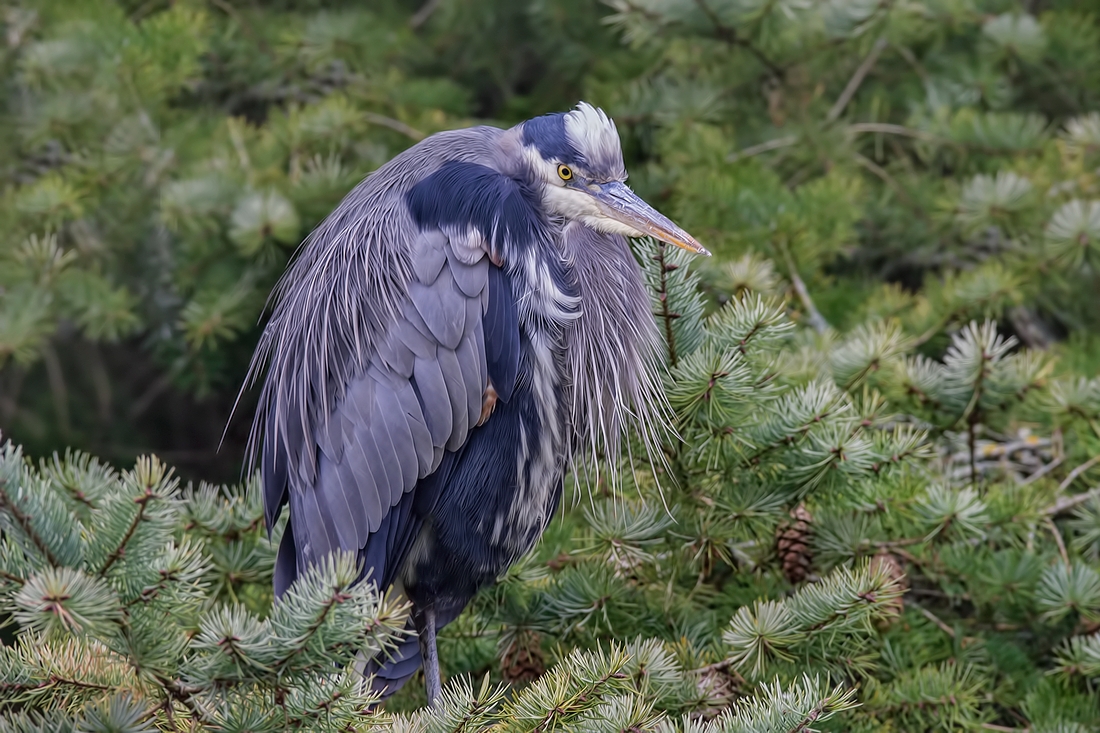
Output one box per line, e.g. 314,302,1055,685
592,181,710,256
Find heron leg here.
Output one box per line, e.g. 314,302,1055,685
416,606,441,706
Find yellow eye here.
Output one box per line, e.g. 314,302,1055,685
557,165,573,181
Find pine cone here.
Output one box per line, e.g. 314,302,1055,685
776,504,814,585
870,549,909,628
695,663,741,716
500,628,545,685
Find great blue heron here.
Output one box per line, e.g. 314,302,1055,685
243,102,708,706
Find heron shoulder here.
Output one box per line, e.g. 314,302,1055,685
368,125,508,186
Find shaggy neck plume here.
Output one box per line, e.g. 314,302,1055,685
560,223,673,486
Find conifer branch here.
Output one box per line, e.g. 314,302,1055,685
154,674,212,725
690,0,785,78
846,123,945,143
1043,485,1100,516
777,240,829,334
852,153,919,208
0,569,26,585
655,243,680,367
409,0,444,29
0,477,61,568
363,113,426,141
1021,454,1064,485
273,588,350,669
1058,454,1100,492
97,486,155,577
890,42,929,83
827,37,888,122
906,599,956,638
5,3,1100,725
728,136,799,162
1045,518,1071,568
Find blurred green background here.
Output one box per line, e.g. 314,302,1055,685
2,0,1099,483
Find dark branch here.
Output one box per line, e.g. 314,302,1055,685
1044,485,1100,517
655,244,680,367
827,37,888,122
98,486,155,576
0,478,61,567
692,0,785,79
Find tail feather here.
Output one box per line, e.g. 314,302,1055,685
274,519,298,598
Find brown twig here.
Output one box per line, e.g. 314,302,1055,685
98,487,155,576
129,373,173,421
906,599,956,638
963,422,976,488
872,536,926,549
852,152,918,208
1044,518,1071,569
1043,485,1100,517
1020,455,1064,485
777,240,829,334
827,37,888,122
692,657,746,682
1058,454,1100,493
364,113,425,141
891,43,929,84
727,135,799,162
845,122,944,143
409,0,444,29
155,674,212,725
0,568,26,586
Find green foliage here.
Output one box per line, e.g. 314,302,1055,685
374,240,1096,729
0,438,411,730
6,242,1096,728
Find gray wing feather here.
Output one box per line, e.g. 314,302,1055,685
294,484,334,564
372,380,419,493
317,444,367,550
408,274,464,350
340,432,378,536
402,290,438,342
394,307,437,360
349,429,385,532
436,346,469,451
315,408,351,463
362,400,402,508
455,330,484,428
447,250,489,298
374,328,416,378
472,306,486,366
341,381,386,530
410,230,449,284
391,379,437,476
412,354,454,448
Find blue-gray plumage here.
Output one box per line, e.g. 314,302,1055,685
240,102,708,707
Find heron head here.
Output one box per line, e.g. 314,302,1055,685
518,102,710,256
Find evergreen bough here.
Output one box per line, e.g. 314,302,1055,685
2,241,1098,729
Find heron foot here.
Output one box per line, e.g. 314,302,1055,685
416,606,442,707
478,382,498,426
